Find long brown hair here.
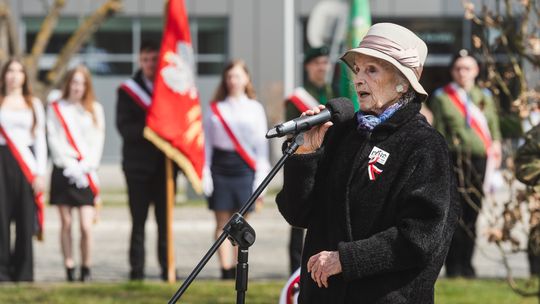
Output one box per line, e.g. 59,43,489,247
0,58,37,133
212,60,256,102
61,65,98,124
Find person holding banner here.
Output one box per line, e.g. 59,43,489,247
277,23,458,303
429,49,502,278
203,60,270,280
116,40,178,281
284,46,336,275
47,65,105,282
0,58,47,282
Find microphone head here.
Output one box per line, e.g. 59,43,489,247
326,97,355,124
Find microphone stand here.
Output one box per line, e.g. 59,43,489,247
168,132,305,304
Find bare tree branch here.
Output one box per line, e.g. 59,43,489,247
45,0,122,87
0,4,9,62
0,0,21,57
25,0,66,80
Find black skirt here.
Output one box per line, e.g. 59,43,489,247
49,165,95,207
208,148,255,212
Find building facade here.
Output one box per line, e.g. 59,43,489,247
14,0,480,163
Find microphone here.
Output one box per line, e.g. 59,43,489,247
266,97,355,138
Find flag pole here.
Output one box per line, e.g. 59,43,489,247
284,0,295,97
166,156,176,283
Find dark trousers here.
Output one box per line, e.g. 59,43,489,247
445,153,486,278
125,170,175,277
529,238,540,276
0,146,34,282
289,227,304,274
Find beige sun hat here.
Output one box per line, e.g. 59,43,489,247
341,22,428,99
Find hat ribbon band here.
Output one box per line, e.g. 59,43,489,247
359,35,423,79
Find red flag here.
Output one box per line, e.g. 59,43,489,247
144,0,204,193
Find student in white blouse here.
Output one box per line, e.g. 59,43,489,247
203,60,270,280
0,58,47,282
47,65,105,282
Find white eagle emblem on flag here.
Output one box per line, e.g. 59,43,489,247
161,41,199,99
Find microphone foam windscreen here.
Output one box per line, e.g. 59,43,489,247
326,98,355,124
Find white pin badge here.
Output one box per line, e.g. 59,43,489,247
367,146,390,180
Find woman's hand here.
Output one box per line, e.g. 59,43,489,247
93,199,102,224
255,197,264,212
490,140,502,169
307,250,342,288
296,105,333,154
202,166,213,197
32,175,46,193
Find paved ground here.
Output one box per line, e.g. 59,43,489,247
35,204,290,282
32,164,530,283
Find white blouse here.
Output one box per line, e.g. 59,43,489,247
203,95,271,192
47,99,105,171
0,99,47,176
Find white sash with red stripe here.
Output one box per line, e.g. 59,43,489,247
0,124,45,237
287,87,320,112
444,83,492,151
120,79,152,110
210,101,257,170
51,101,100,198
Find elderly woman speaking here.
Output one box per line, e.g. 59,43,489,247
276,23,458,303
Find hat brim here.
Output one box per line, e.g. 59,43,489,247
341,47,428,99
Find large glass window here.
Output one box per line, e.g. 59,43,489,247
195,17,228,75
23,16,228,77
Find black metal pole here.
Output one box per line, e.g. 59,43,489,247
168,133,304,304
235,247,249,304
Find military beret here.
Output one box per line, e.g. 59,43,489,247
304,46,330,64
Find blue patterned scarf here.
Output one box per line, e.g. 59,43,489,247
356,91,416,131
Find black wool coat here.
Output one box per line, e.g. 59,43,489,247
115,70,165,180
276,101,459,304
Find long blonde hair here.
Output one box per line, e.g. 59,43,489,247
61,65,98,124
212,60,256,102
0,58,37,133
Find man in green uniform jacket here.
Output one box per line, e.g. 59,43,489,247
284,46,336,274
429,49,502,278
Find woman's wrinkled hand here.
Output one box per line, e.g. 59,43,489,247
296,105,333,154
307,250,342,288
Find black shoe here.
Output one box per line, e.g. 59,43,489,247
445,265,462,278
66,267,75,282
80,267,91,282
462,266,476,278
129,270,144,281
221,267,236,280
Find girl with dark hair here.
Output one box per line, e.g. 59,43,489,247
203,60,270,279
47,65,105,282
0,58,47,282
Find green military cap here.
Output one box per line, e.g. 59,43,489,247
304,46,330,64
